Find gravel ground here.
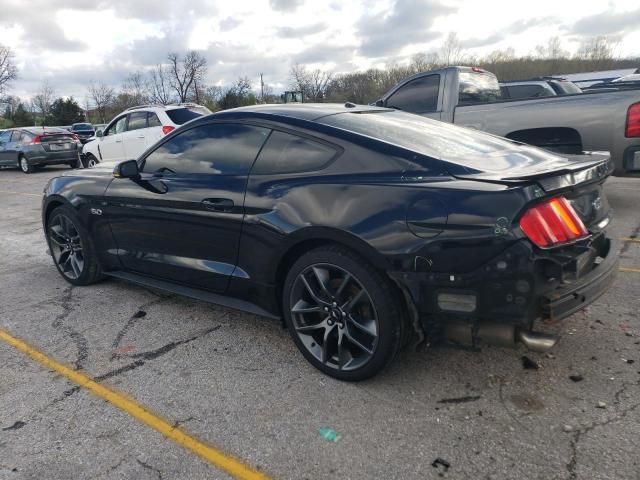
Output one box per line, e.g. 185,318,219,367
0,165,638,480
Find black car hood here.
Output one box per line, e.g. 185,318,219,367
63,163,116,177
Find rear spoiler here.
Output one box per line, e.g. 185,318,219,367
454,152,613,193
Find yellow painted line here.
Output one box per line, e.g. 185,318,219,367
620,267,640,273
0,328,271,480
0,190,41,197
621,237,640,243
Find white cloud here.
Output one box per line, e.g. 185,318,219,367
1,0,638,101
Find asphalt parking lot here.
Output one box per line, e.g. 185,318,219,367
0,166,639,480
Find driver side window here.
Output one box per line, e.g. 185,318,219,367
105,116,127,136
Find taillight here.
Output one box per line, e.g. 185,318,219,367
162,126,175,135
71,134,80,143
519,196,588,248
31,135,42,144
626,102,640,138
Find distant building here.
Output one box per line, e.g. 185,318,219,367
558,68,640,88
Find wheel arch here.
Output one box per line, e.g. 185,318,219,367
42,195,72,229
505,127,583,154
273,227,391,290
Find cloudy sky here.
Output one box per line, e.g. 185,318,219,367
1,0,640,102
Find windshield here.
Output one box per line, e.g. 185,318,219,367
458,71,502,105
72,123,93,130
317,110,562,173
166,107,212,125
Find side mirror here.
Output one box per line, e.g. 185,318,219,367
113,159,139,179
375,99,384,107
96,129,103,137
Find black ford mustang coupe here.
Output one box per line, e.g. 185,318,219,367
42,104,618,380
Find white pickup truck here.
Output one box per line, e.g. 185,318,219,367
374,66,640,175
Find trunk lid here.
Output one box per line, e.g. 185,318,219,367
455,152,614,231
39,133,78,153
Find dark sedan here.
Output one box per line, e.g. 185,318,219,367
41,104,617,380
70,122,96,144
0,127,82,173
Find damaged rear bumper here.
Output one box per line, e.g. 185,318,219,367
389,235,619,344
541,238,618,322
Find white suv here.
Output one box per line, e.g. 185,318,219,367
82,104,211,167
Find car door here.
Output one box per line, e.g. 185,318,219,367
0,131,12,164
121,111,149,160
103,122,270,292
99,116,127,162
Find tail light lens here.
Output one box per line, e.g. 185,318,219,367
71,134,80,143
519,196,588,248
162,125,175,135
30,135,42,144
626,102,640,138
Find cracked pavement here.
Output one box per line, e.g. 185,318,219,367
0,166,639,480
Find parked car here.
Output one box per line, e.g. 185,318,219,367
374,66,640,175
500,78,582,100
81,104,211,167
69,122,95,144
42,104,617,380
584,74,640,92
0,127,81,173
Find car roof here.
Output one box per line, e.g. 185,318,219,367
209,103,392,122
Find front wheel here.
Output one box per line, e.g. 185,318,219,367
282,245,403,381
83,154,98,168
47,205,103,285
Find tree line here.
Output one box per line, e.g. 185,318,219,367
1,33,638,128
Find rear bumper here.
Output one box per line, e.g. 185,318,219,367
27,152,79,166
541,238,618,321
389,235,618,334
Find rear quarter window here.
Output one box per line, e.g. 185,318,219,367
166,108,208,125
251,131,337,174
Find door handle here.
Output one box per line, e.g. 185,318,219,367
115,140,122,143
202,198,234,212
137,135,145,139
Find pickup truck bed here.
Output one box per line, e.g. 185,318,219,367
376,66,640,176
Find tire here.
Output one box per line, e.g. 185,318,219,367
282,245,403,381
68,157,82,169
18,156,34,174
46,205,103,286
83,154,98,168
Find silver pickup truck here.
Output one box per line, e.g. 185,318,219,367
375,66,640,175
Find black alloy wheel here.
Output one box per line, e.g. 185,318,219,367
49,213,85,280
283,245,403,381
47,206,103,285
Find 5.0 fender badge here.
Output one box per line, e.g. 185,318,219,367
90,208,103,216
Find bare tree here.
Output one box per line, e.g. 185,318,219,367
32,80,55,124
149,64,173,105
122,71,148,106
0,45,18,95
88,81,115,123
440,33,465,66
290,64,332,102
167,51,208,103
534,37,568,59
409,52,440,73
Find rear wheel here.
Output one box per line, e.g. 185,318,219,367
68,157,82,169
47,205,103,285
282,245,403,381
19,156,33,174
